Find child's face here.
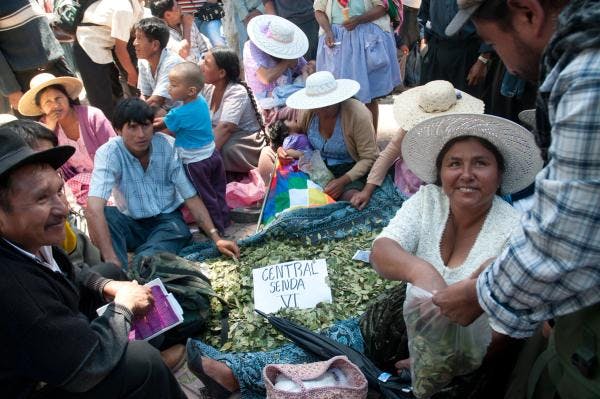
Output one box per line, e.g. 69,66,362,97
164,0,182,25
133,29,158,60
168,72,194,101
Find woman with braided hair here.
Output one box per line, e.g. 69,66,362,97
200,47,275,184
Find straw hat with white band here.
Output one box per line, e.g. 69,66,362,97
393,80,484,131
18,73,83,117
247,14,309,60
286,71,360,110
402,114,543,195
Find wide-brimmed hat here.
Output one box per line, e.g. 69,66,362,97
393,80,484,131
286,71,360,110
0,127,74,179
18,73,83,116
247,14,309,59
445,0,485,36
518,109,536,130
402,114,543,194
0,114,17,126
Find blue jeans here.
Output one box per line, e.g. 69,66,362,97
195,18,227,47
104,207,192,268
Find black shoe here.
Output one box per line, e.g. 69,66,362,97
186,339,234,399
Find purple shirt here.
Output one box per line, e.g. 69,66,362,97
242,41,307,98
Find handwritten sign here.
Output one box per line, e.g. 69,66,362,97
252,259,332,314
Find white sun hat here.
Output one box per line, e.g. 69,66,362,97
393,80,484,131
286,71,360,110
402,114,543,195
247,14,309,60
18,73,83,116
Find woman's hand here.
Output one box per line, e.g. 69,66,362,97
114,280,154,316
324,175,350,199
301,61,316,79
43,109,62,130
342,16,360,31
325,31,336,47
349,183,376,210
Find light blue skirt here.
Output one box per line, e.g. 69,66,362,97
316,23,401,103
190,318,365,399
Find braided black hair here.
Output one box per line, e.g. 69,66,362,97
210,47,266,136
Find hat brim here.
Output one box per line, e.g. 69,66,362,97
518,109,536,129
247,14,309,59
0,145,75,179
445,5,480,37
393,86,484,131
286,79,360,110
401,114,543,195
18,76,83,116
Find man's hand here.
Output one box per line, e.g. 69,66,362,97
7,90,23,109
215,239,240,259
432,278,483,326
114,280,154,316
400,44,409,56
127,70,138,88
467,58,488,86
178,39,191,59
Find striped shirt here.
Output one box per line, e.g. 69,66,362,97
89,134,197,219
477,49,600,338
177,0,208,14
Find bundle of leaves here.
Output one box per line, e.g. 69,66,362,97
200,231,398,352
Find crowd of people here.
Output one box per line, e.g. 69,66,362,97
0,0,598,398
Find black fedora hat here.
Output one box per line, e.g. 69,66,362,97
0,127,74,179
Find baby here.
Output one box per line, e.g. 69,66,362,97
162,62,229,233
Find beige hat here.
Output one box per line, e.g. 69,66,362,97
18,73,83,116
247,14,309,60
402,114,543,195
286,71,360,110
393,80,484,131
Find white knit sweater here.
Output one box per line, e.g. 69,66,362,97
377,184,520,284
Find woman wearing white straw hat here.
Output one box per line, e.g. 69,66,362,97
243,14,315,124
350,80,485,210
17,73,116,207
314,0,402,131
184,113,543,399
283,71,379,200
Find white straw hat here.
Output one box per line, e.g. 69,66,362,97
393,80,484,131
18,73,83,116
402,114,543,195
247,14,309,60
286,71,360,110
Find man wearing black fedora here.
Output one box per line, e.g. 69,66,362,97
0,125,185,398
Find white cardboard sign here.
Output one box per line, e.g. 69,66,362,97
252,259,332,314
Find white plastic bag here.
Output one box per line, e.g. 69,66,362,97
298,150,334,189
403,285,492,398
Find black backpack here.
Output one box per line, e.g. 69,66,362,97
52,0,98,35
129,252,229,345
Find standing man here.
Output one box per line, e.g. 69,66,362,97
263,0,319,60
417,0,492,96
0,0,72,114
433,0,600,397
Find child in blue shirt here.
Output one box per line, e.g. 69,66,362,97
163,62,229,233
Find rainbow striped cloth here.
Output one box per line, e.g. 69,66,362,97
260,160,335,226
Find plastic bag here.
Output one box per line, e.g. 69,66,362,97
225,168,266,209
403,285,492,398
298,150,335,189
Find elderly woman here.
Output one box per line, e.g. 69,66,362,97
201,47,275,184
243,14,315,124
280,71,379,200
17,73,116,207
184,114,543,398
350,80,485,209
314,0,401,131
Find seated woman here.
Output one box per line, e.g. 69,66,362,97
17,73,116,207
314,0,401,131
201,47,275,184
184,113,543,398
282,71,379,201
243,14,315,125
350,80,485,210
